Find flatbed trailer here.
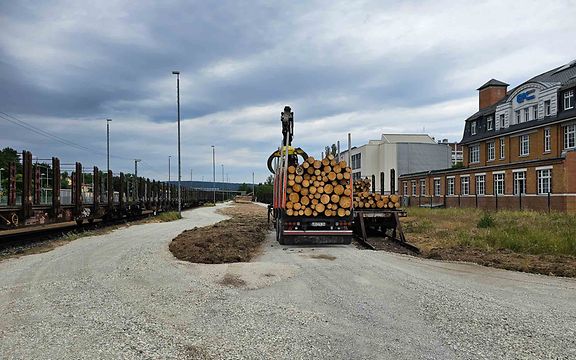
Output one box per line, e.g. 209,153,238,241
353,208,418,253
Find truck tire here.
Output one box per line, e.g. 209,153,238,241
277,218,285,245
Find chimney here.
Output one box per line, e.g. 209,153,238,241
477,79,509,110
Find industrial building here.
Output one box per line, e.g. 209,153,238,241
399,59,576,212
340,134,451,194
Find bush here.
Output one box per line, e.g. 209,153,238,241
477,213,495,228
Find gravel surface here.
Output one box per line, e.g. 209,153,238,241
1,203,575,359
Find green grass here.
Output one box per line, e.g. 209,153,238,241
404,207,576,256
156,211,182,222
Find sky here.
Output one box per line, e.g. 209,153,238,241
1,0,575,183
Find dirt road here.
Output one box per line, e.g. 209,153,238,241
0,204,575,359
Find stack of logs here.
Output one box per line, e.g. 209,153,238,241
353,177,401,209
285,154,352,217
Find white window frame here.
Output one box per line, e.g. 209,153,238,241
544,128,551,153
433,179,441,196
403,181,408,196
487,141,495,161
537,169,551,194
419,179,426,196
544,100,551,116
447,177,455,195
494,173,505,195
469,144,480,164
513,171,526,195
520,134,530,156
461,176,470,195
351,153,361,170
411,181,417,196
564,124,576,149
471,121,477,135
515,110,520,124
523,108,530,122
499,138,505,159
532,105,538,120
475,175,486,195
487,116,493,131
499,114,505,128
564,90,574,110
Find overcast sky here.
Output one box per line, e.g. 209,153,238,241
1,0,575,183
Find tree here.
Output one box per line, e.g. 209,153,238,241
0,147,20,170
265,174,274,185
324,144,338,157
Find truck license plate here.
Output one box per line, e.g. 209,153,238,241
310,222,326,227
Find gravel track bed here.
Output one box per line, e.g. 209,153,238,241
0,203,575,359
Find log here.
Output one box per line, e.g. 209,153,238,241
324,184,333,194
316,203,325,213
320,194,330,205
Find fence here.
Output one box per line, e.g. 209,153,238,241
404,193,564,212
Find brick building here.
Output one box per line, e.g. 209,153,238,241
399,60,576,212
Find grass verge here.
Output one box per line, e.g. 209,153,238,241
402,207,576,277
155,211,182,222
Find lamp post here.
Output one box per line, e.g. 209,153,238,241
172,70,182,216
106,118,112,196
134,159,141,202
0,167,4,192
221,164,224,182
212,145,216,204
168,155,171,203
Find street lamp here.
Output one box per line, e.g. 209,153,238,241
0,167,4,192
168,155,171,203
106,118,112,196
172,70,182,216
212,145,216,204
134,159,141,203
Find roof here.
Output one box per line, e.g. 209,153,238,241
477,79,509,90
380,134,436,144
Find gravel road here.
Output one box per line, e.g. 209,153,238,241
1,204,575,359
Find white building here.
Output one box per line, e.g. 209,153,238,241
340,134,451,194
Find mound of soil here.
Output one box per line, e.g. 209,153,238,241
169,203,269,264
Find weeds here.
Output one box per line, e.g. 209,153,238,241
477,213,495,228
156,211,182,222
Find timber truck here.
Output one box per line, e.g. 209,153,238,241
267,106,353,245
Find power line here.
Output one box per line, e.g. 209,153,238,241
0,111,130,161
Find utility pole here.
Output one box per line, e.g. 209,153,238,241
190,168,193,181
212,145,216,204
168,156,171,203
221,164,224,182
106,118,112,195
172,70,182,216
252,171,255,199
134,159,141,202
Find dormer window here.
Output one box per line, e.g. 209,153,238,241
471,121,477,135
532,105,538,120
487,116,494,130
523,108,529,122
544,100,551,116
565,90,574,110
499,114,505,128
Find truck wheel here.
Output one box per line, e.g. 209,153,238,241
277,219,285,245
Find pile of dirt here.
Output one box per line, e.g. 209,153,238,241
169,203,269,263
424,246,576,277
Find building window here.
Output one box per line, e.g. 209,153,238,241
537,169,551,194
351,154,361,170
475,175,485,195
447,178,455,195
403,181,408,196
471,121,477,135
499,114,505,128
532,105,538,120
564,124,576,149
513,171,526,195
494,173,505,195
499,138,505,159
564,90,574,110
411,181,417,196
523,108,529,122
487,142,495,161
469,144,480,163
420,179,426,195
487,116,494,130
520,135,530,156
461,176,470,195
544,100,551,116
434,179,441,196
515,110,520,124
544,128,551,152
352,172,362,181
